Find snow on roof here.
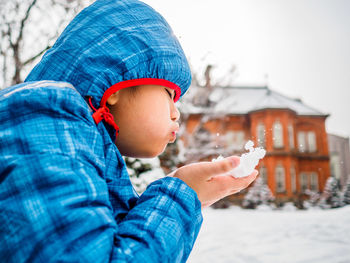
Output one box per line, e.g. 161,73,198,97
181,85,326,116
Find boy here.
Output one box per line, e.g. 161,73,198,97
0,0,258,262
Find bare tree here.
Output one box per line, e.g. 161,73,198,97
0,0,93,88
176,63,241,163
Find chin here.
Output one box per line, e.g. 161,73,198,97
144,147,166,158
116,139,167,158
121,146,166,159
140,144,167,158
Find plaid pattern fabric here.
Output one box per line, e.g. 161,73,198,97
0,0,202,261
25,0,192,109
0,81,203,262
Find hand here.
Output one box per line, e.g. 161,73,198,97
169,156,258,208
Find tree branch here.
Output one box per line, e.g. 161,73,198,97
17,0,38,45
7,23,14,48
23,45,51,66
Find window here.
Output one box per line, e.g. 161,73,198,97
259,166,268,184
290,166,297,193
275,165,285,193
224,131,245,150
225,132,234,148
310,172,318,191
273,120,284,148
299,172,319,192
330,154,341,180
257,123,266,147
307,131,317,152
298,132,306,152
288,124,294,149
298,131,317,153
235,131,245,149
300,173,308,192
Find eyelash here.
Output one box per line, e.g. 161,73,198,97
165,89,173,99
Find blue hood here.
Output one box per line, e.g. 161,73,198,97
25,0,191,106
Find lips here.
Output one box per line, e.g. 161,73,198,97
169,126,179,142
170,131,177,143
169,123,179,143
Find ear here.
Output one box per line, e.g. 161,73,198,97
106,92,120,106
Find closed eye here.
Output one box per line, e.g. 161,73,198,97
165,89,174,100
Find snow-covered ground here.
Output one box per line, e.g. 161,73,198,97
188,205,350,263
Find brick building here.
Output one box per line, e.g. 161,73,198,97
179,85,331,203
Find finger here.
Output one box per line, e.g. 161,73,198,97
229,170,259,194
211,169,259,195
202,171,258,206
199,156,240,179
225,156,240,168
236,170,259,185
175,156,239,182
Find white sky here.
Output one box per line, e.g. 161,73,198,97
143,0,350,139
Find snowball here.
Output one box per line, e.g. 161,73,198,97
245,140,254,151
230,140,266,178
212,140,266,178
212,155,225,162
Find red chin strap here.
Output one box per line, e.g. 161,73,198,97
88,97,120,136
88,78,182,139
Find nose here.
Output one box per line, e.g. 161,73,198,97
171,105,180,122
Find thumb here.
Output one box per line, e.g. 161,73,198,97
203,156,240,179
175,156,240,181
225,156,240,168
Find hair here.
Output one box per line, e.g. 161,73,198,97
128,86,139,96
106,85,139,109
126,86,140,103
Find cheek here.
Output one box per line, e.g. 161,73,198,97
114,93,171,140
141,113,170,139
138,101,171,131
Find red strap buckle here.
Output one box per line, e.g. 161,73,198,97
88,97,119,138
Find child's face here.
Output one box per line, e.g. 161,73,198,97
107,85,180,158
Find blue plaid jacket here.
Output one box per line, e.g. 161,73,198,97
0,0,202,262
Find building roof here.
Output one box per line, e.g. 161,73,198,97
180,85,327,116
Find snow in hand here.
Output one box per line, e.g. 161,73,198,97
212,140,266,178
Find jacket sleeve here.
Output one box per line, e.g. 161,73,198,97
0,85,203,263
1,153,202,263
113,176,203,262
